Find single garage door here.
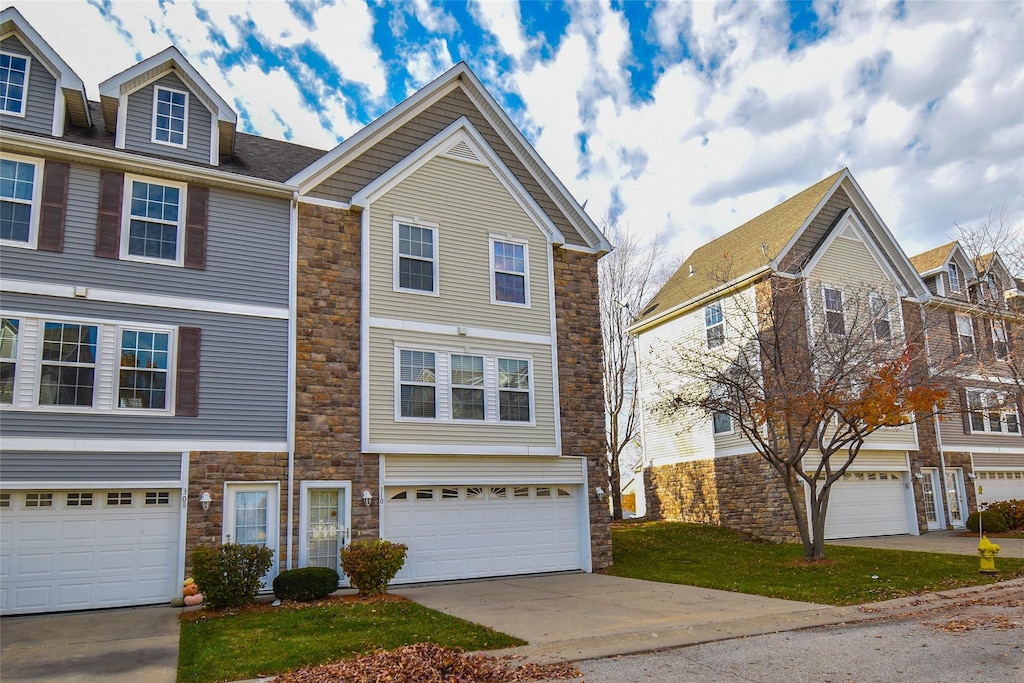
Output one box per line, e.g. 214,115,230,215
0,489,180,615
823,471,911,540
976,471,1024,507
381,484,583,583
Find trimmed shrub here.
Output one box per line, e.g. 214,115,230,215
273,566,340,602
982,499,1024,530
966,510,1009,534
191,543,275,610
339,539,408,597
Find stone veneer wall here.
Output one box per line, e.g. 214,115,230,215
293,203,379,556
645,452,801,543
553,248,613,570
185,451,289,573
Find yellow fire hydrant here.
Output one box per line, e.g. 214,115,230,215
978,535,1000,574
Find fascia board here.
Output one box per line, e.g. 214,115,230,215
774,169,849,271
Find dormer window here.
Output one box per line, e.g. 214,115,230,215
152,86,187,147
0,52,29,116
947,262,961,294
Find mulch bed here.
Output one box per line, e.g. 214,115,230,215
180,593,406,621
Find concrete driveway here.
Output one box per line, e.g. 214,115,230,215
394,572,863,663
0,605,179,683
831,529,1024,557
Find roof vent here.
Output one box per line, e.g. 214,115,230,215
761,243,769,258
446,140,480,162
688,265,695,277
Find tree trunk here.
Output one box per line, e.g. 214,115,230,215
609,449,622,520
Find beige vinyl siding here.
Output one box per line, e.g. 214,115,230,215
860,423,920,449
368,155,551,336
809,233,890,289
805,450,909,472
972,453,1024,469
939,418,1024,451
382,455,584,485
367,329,557,448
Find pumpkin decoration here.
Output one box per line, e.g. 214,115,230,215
183,593,204,606
183,577,200,596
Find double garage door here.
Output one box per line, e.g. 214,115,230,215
382,483,584,583
0,489,180,615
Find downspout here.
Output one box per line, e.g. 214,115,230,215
933,402,948,529
285,192,299,569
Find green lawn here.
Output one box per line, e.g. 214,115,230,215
178,598,525,683
604,521,1024,606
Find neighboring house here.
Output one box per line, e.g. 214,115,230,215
908,242,1024,519
0,7,612,615
631,168,997,543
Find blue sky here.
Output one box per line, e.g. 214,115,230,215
13,0,1024,260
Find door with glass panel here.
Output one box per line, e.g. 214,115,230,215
944,468,967,528
921,468,945,531
223,483,279,588
300,485,350,579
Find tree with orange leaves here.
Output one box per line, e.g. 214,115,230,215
654,275,948,560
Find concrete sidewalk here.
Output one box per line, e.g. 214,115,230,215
831,529,1024,557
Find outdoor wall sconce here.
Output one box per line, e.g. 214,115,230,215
595,486,605,501
362,490,373,507
198,491,213,511
967,472,977,481
913,473,925,482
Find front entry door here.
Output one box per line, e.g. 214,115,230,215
922,468,945,531
224,483,279,590
944,468,968,528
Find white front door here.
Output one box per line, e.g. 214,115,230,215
921,468,945,531
224,483,279,590
299,483,350,579
944,468,968,528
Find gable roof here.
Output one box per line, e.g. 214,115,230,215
634,168,931,331
909,242,956,276
0,6,90,128
98,46,238,157
291,62,611,255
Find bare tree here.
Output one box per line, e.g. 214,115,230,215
599,220,669,519
652,274,947,559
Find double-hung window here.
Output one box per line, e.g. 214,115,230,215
395,221,437,294
122,176,186,265
947,262,961,294
498,358,531,422
704,302,724,348
399,350,436,418
992,320,1008,360
0,155,42,247
491,238,529,305
450,354,484,420
955,313,975,356
823,287,845,335
967,390,1020,434
0,52,29,116
39,322,98,407
152,86,188,147
871,295,892,341
1,317,18,404
118,329,171,409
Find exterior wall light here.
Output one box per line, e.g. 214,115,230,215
199,491,213,511
595,486,605,501
913,473,925,482
362,490,373,507
967,472,977,481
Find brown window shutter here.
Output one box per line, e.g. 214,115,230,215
184,185,208,270
176,327,201,417
95,170,124,258
38,162,70,252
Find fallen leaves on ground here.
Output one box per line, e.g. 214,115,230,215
273,643,581,683
929,615,1021,633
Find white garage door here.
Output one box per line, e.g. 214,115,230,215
0,489,180,615
976,471,1024,507
823,472,911,540
381,484,583,583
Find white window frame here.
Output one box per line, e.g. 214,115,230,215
393,347,535,426
823,286,846,335
966,389,1020,435
1,311,177,415
450,353,485,421
955,313,975,356
120,174,187,266
489,236,530,307
0,50,30,117
37,320,99,409
871,295,892,341
992,319,1009,360
705,302,724,348
393,218,438,296
947,262,961,293
1,316,20,405
0,153,43,249
712,411,734,436
151,85,189,148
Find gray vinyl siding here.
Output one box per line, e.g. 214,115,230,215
0,162,290,308
0,293,288,441
369,155,552,335
0,35,57,136
306,87,587,247
1,452,182,482
124,73,213,165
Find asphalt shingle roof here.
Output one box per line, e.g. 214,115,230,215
908,242,956,275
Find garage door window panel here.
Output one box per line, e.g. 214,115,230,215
25,492,53,508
